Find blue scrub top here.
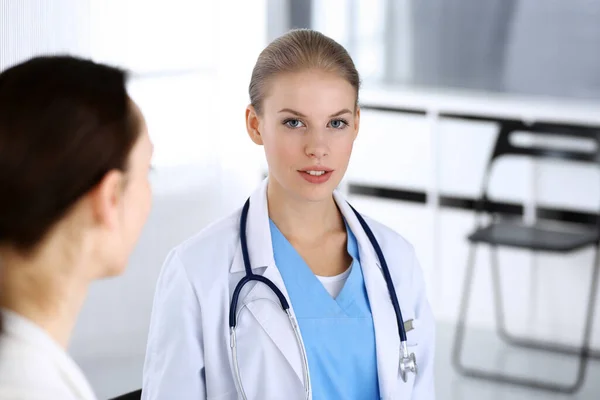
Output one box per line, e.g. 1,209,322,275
270,219,380,400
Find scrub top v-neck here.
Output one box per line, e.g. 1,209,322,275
269,219,380,400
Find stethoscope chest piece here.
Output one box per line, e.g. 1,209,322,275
399,349,418,383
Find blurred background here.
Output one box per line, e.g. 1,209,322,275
2,0,600,399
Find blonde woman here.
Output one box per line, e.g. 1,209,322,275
143,29,435,400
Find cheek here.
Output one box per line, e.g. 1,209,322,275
125,180,152,234
264,131,300,163
334,135,355,160
138,181,153,220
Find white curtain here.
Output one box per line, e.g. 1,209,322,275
0,0,92,70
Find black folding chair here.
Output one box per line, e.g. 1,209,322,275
451,118,600,394
109,389,141,400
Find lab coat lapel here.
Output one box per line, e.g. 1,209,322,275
244,266,307,384
229,179,307,386
334,192,400,399
229,179,274,275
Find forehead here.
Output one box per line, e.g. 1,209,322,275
129,98,147,129
263,70,356,115
128,102,152,158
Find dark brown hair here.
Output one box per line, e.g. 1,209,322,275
0,55,141,254
249,28,361,115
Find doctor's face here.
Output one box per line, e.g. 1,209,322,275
246,69,359,203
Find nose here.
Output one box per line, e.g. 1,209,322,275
304,130,329,159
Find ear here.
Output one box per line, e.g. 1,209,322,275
353,105,361,140
246,105,264,145
88,170,125,231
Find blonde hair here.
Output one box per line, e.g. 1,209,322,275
249,29,360,114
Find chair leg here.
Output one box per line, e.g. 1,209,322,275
452,244,600,394
452,244,478,374
491,246,600,363
574,246,600,388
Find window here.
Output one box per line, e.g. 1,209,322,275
310,0,600,101
89,0,219,168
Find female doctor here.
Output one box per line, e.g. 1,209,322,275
142,29,435,400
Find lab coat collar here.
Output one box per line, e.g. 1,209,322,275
332,190,380,266
229,178,275,274
0,308,97,400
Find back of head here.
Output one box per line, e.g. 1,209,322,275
249,28,360,114
0,55,141,254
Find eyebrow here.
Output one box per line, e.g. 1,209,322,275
278,108,353,118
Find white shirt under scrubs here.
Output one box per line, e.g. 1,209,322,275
0,309,97,400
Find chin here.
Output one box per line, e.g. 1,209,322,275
101,260,129,278
295,182,339,203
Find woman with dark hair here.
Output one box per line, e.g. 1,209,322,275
0,55,153,399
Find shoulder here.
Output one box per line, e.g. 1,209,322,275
176,207,241,261
0,331,55,377
0,387,80,400
0,336,77,400
159,207,243,289
360,214,417,260
357,213,422,285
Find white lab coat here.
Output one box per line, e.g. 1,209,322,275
0,309,97,400
142,179,436,400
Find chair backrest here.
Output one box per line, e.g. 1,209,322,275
109,389,141,400
490,120,600,164
476,118,600,222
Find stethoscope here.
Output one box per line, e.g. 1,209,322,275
229,198,417,399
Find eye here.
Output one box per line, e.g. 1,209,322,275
329,119,349,129
283,119,305,129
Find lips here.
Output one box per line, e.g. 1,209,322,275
298,166,333,173
304,170,326,176
298,167,334,184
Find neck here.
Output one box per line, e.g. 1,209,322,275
0,245,90,349
267,180,345,243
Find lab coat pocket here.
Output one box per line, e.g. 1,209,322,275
405,317,420,347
